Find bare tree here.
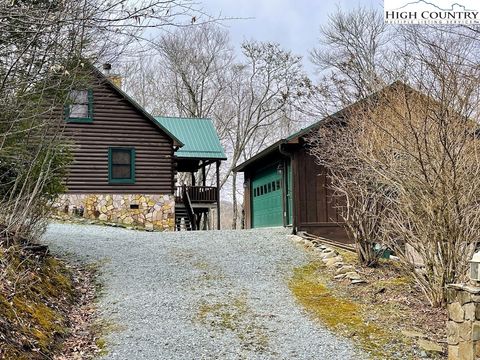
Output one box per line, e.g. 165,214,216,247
153,23,234,119
307,7,392,116
308,111,387,267
308,8,480,306
220,41,306,228
305,7,393,266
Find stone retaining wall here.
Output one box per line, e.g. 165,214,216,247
53,194,175,231
446,284,480,360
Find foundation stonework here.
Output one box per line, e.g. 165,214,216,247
446,284,480,360
53,194,175,231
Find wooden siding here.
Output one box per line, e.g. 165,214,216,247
63,73,174,194
292,146,350,243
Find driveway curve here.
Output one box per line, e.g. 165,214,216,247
43,223,362,360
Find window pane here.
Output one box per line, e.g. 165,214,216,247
268,183,271,192
70,90,88,104
70,104,88,118
112,150,131,165
276,180,281,189
112,164,131,179
272,181,276,191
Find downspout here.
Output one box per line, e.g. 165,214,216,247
278,141,296,235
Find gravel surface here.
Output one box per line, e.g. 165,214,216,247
43,223,363,360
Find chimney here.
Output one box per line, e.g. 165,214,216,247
103,63,122,89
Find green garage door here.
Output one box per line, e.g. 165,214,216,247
251,165,283,228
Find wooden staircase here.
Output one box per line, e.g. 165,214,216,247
175,204,193,231
175,184,197,231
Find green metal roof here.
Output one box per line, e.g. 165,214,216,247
154,116,226,160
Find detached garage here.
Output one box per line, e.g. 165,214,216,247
234,123,348,243
235,82,417,245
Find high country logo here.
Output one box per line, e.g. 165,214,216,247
384,0,480,24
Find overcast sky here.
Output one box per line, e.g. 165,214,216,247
201,0,383,73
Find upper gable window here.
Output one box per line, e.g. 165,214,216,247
66,89,93,123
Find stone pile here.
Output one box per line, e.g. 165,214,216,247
290,235,366,285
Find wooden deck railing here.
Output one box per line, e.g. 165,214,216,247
175,186,218,203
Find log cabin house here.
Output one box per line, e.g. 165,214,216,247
53,65,225,231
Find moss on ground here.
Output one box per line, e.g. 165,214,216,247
0,246,76,359
197,293,269,353
289,260,413,359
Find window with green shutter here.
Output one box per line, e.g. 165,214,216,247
65,89,93,123
108,148,136,184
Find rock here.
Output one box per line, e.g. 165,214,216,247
320,251,337,260
464,303,476,321
473,321,480,341
324,256,343,267
334,274,346,280
447,321,459,345
336,266,356,275
344,272,361,280
417,339,442,353
351,279,367,284
448,302,465,322
448,345,459,360
402,330,426,339
458,290,472,305
303,241,314,248
475,306,480,321
98,214,108,221
458,341,474,359
459,321,472,341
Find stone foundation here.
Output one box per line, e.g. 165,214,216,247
52,194,175,231
446,284,480,360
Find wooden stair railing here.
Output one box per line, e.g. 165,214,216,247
182,184,197,231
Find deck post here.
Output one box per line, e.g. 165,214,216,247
202,161,206,186
216,160,221,230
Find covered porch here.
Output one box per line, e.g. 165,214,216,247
154,116,226,231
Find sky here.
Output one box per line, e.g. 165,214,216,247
200,0,383,73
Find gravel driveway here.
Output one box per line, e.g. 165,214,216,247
43,223,363,360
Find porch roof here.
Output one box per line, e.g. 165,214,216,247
154,116,226,160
